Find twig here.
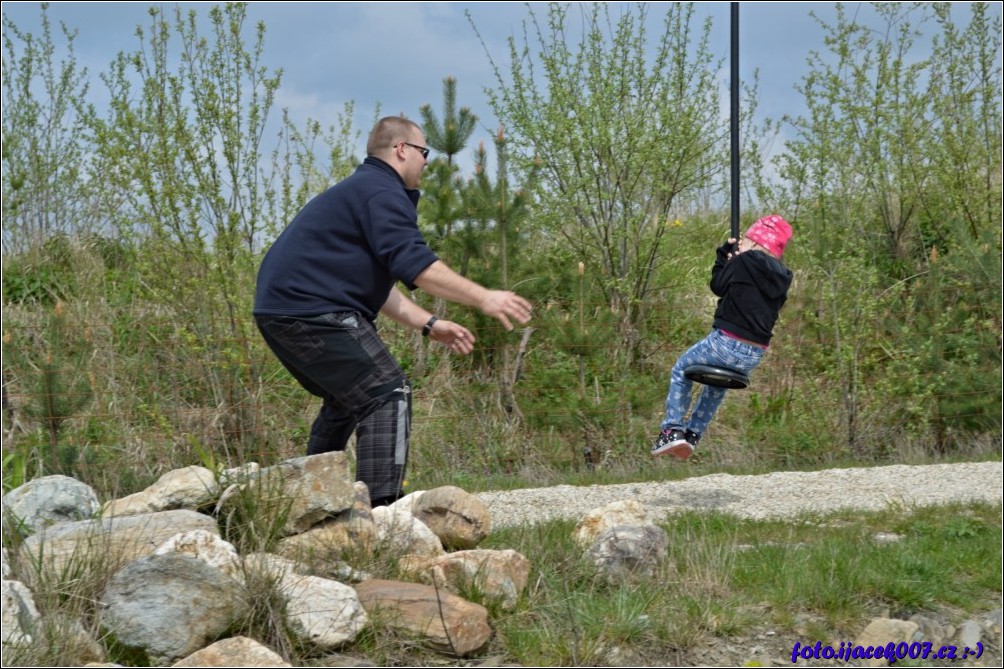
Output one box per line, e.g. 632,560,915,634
511,327,535,385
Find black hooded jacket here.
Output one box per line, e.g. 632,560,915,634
709,240,793,346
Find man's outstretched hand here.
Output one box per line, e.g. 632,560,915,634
481,290,533,331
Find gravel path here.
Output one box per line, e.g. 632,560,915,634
476,461,1003,528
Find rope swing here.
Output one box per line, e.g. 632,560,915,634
684,2,751,391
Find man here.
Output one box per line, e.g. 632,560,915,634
254,116,532,507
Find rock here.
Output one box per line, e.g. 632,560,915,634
909,613,946,645
872,532,902,543
172,636,290,667
277,517,376,563
984,608,1002,634
854,618,919,667
242,451,357,536
103,466,218,517
956,620,982,650
573,499,654,548
219,462,260,486
356,579,491,656
600,643,647,667
19,509,219,583
397,548,531,609
3,475,101,534
411,486,492,550
153,529,244,583
276,484,377,562
1,578,40,646
388,490,426,512
371,506,444,557
279,574,368,650
586,524,668,583
99,552,249,663
242,552,305,582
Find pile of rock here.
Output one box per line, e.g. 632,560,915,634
0,452,544,665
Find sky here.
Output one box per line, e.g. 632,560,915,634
1,2,997,178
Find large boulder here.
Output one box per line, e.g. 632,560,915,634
275,481,376,562
356,579,491,656
3,475,101,534
100,552,249,664
20,509,220,581
226,452,357,537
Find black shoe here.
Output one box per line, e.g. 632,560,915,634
651,428,693,459
684,430,702,448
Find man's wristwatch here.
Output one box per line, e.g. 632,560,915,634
422,315,438,337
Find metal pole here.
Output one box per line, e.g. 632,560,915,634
730,2,740,240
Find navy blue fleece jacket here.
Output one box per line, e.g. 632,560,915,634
254,157,439,321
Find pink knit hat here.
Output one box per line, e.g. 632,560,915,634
745,214,792,257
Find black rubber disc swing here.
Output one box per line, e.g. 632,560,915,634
684,3,751,391
685,363,749,390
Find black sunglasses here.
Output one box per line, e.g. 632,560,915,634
401,142,430,159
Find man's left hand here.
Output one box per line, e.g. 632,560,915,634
429,319,476,355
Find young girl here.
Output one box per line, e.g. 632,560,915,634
652,214,793,460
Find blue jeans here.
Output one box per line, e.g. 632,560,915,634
661,329,765,436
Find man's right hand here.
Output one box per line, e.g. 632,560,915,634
413,261,533,330
481,290,533,331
